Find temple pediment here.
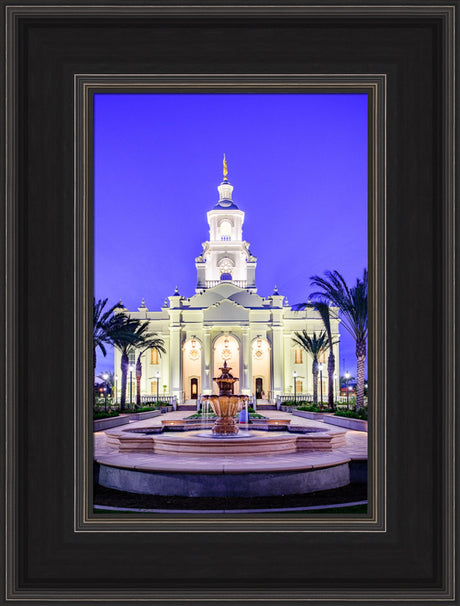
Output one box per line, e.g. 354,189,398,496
189,283,266,309
203,298,249,322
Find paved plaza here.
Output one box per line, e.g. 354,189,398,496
94,409,367,475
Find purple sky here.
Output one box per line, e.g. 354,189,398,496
94,93,367,381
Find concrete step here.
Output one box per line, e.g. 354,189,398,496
177,405,197,411
257,404,277,411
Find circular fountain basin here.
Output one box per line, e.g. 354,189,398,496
97,420,360,498
150,430,298,455
194,430,256,439
105,426,346,455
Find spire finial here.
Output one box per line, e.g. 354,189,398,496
223,153,229,181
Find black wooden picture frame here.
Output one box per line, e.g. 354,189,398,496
75,73,385,533
1,2,457,604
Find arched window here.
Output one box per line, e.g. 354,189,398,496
150,349,159,365
219,220,232,240
220,273,232,281
294,348,303,364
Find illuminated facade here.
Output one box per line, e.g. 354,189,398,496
114,162,340,403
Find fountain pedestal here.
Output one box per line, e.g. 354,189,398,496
205,395,242,435
213,415,239,436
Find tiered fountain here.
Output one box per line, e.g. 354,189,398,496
98,361,353,498
202,360,249,436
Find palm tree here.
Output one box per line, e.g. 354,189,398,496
93,298,124,370
135,334,166,406
292,330,329,407
310,269,368,410
110,318,147,411
292,301,338,410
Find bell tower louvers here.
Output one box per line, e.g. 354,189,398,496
195,156,257,292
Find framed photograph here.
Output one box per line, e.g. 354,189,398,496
88,79,377,523
2,2,456,604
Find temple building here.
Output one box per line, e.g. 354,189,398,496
114,159,340,404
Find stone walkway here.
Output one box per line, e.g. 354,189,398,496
94,409,367,474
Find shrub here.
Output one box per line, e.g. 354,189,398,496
296,404,322,413
188,412,217,419
134,406,158,412
135,401,170,410
334,408,368,420
93,411,119,420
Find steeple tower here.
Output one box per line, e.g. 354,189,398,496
216,154,236,208
195,157,257,292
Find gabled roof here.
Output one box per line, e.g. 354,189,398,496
187,283,267,310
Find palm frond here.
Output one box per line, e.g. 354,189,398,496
309,269,368,343
292,330,330,360
291,300,339,352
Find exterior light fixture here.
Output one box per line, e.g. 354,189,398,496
345,372,351,409
129,365,134,409
155,370,160,401
318,364,324,408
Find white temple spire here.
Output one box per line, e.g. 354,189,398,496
195,160,257,292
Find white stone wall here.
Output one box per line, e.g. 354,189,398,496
113,285,340,403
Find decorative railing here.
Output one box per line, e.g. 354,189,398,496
275,394,353,409
140,395,174,403
140,395,177,409
204,279,248,288
277,394,314,403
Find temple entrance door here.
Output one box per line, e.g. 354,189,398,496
255,378,263,400
191,378,198,399
212,335,240,395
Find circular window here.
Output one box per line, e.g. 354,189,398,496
219,257,234,276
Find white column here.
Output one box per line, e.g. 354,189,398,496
202,328,211,394
242,329,251,395
169,326,182,403
271,326,284,399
